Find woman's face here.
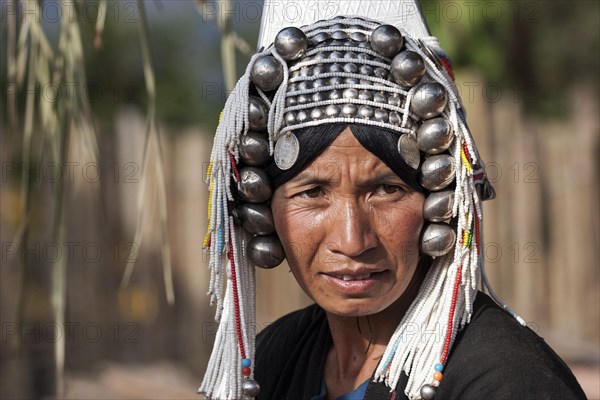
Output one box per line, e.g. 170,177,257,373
271,127,425,317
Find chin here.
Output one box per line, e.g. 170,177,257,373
320,298,393,318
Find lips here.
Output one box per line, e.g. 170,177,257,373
332,273,372,281
321,269,388,294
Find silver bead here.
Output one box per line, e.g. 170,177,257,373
344,51,358,59
343,88,359,99
421,223,456,257
350,31,367,42
314,52,328,61
238,203,275,235
343,63,358,73
373,67,389,79
342,104,357,116
390,51,426,87
389,111,401,125
358,105,374,119
330,51,343,59
285,96,297,106
359,65,374,75
298,81,311,91
248,96,269,130
313,78,327,88
239,131,270,166
411,82,448,119
329,63,344,73
238,167,272,203
357,53,372,61
312,64,326,76
417,118,454,154
325,104,341,117
247,236,285,268
312,92,324,102
297,94,310,104
388,94,402,107
329,77,344,85
299,67,310,77
332,30,348,40
284,112,295,126
345,78,359,85
373,92,387,103
296,110,309,123
242,379,261,397
250,55,283,92
370,24,404,57
329,90,343,100
420,384,437,400
374,108,389,122
358,90,373,101
274,27,308,61
357,41,371,49
397,133,421,169
331,23,346,30
424,191,455,222
310,107,324,120
420,154,455,190
311,32,330,44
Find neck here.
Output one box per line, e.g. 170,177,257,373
324,261,428,383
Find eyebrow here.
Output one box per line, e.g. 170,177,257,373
288,170,405,187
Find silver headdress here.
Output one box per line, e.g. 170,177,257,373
199,2,522,399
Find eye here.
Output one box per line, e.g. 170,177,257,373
376,184,406,196
299,186,323,199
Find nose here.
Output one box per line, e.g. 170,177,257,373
327,200,378,258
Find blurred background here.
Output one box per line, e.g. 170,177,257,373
1,0,598,398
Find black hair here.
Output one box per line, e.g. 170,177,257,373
265,123,427,193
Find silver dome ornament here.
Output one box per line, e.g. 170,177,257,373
274,132,299,170
374,108,389,122
358,90,373,101
242,379,261,397
421,154,455,190
250,55,283,92
274,27,308,61
411,82,448,119
389,111,401,125
359,105,374,119
296,110,309,123
421,223,456,257
247,235,286,269
311,32,329,44
239,131,270,166
417,117,454,154
420,384,436,400
238,203,275,235
325,104,341,117
397,134,421,169
237,167,272,203
370,24,404,57
342,104,358,117
343,88,359,99
248,96,269,131
373,67,389,79
424,191,455,222
390,51,426,87
284,112,295,126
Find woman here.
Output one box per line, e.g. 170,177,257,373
198,12,585,400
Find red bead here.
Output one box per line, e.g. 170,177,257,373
242,367,251,376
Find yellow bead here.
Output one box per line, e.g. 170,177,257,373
433,371,443,381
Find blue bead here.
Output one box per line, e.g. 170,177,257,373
434,363,444,372
242,358,251,368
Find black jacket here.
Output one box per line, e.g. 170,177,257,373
255,292,586,400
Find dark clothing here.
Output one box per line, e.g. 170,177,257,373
255,292,586,400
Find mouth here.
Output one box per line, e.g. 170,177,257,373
330,272,376,281
321,269,388,294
